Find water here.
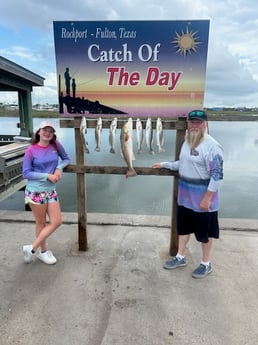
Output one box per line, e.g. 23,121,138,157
1,117,258,219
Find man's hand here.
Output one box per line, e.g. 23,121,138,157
152,163,161,169
200,191,214,211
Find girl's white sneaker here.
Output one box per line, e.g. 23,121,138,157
23,245,35,263
37,250,57,265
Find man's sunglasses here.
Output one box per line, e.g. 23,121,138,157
188,110,207,120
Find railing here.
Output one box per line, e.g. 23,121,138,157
61,116,187,254
0,141,31,201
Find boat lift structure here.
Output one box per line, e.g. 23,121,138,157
0,56,44,138
0,56,44,199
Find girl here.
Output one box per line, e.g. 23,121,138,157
22,121,70,264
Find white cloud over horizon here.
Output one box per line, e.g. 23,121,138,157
0,0,258,108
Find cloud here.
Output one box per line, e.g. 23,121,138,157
205,40,258,106
32,73,59,105
0,0,257,107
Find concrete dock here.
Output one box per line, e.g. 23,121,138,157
0,210,258,345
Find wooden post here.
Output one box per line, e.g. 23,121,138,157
170,117,187,256
18,89,34,137
74,119,88,251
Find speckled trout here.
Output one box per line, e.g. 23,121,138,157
156,117,165,153
80,116,90,153
145,117,155,154
95,117,102,152
136,118,143,154
109,117,117,154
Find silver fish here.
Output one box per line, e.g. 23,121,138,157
145,117,155,154
80,116,90,153
109,117,117,154
95,117,102,152
136,118,143,154
156,117,165,153
120,118,137,178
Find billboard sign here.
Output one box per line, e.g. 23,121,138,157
53,20,210,117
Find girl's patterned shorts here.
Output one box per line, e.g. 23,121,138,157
25,190,59,205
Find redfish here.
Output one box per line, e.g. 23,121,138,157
120,118,137,178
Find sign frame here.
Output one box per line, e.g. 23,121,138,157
53,20,210,118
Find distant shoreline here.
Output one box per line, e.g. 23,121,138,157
0,109,59,118
1,108,258,121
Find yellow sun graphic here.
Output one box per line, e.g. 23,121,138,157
173,27,201,56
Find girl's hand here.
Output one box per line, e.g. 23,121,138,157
48,174,59,183
54,168,62,181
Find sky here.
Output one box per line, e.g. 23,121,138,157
0,0,258,108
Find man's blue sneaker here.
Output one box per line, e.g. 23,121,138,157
163,257,187,270
192,263,212,279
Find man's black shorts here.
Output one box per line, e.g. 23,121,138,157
177,205,219,243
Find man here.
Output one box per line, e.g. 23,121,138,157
152,110,223,278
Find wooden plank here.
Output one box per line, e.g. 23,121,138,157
60,117,181,130
64,165,178,176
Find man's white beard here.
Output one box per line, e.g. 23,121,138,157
186,129,205,149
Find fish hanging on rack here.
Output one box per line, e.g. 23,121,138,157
156,117,165,153
145,117,155,154
120,118,137,178
109,117,117,154
136,118,143,154
95,117,102,152
80,116,90,153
